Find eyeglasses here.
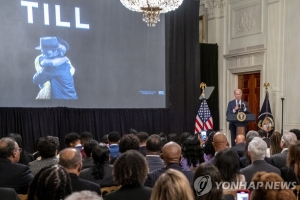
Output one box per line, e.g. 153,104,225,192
15,148,22,153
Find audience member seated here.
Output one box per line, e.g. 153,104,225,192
65,132,86,158
281,141,300,185
230,134,246,158
28,137,59,175
80,144,117,187
267,131,282,157
258,129,270,148
245,130,259,141
144,142,194,188
214,148,245,190
127,128,138,135
107,131,121,164
202,131,216,162
102,134,109,145
181,135,204,171
271,131,297,169
167,133,180,144
240,131,260,168
250,171,296,200
179,132,191,145
104,150,152,200
193,163,234,200
136,132,149,156
208,132,229,164
59,148,101,194
7,133,34,165
82,139,99,169
158,132,168,147
0,137,33,194
290,129,300,141
80,131,93,147
119,134,140,153
150,168,194,200
241,137,280,185
27,165,72,200
65,191,103,200
145,134,164,172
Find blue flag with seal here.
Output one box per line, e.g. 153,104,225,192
257,90,274,137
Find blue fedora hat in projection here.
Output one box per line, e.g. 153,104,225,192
35,37,60,50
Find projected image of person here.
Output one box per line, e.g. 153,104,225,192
33,36,77,99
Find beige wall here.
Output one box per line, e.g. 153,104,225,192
201,0,300,141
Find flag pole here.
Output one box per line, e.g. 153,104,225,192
200,82,206,131
264,82,270,136
281,97,285,135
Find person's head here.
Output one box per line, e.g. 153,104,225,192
167,133,180,144
235,134,246,145
281,131,297,149
80,132,93,146
27,165,72,200
108,131,121,144
161,142,181,165
113,150,148,186
37,137,59,159
248,137,267,162
64,132,81,147
289,129,300,140
7,133,23,148
119,134,140,153
203,131,216,156
59,148,82,175
127,128,137,135
270,131,282,156
65,191,103,200
150,169,194,200
136,132,149,146
234,89,242,100
212,132,228,152
158,132,167,139
181,135,204,167
246,130,259,141
194,163,223,200
214,148,241,182
146,134,162,155
258,129,268,138
101,134,109,144
56,37,70,57
92,144,110,179
287,141,300,180
83,139,99,157
36,37,60,58
0,137,21,163
250,172,297,200
180,132,191,145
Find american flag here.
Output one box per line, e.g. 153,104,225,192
195,100,213,133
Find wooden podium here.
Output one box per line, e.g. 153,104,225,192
226,113,256,135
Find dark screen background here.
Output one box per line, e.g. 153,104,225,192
0,0,166,108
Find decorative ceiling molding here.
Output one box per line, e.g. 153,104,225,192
204,0,226,19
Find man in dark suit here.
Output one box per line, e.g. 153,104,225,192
207,132,229,164
226,89,250,146
145,134,164,172
59,148,101,195
231,134,246,158
137,132,149,157
0,137,34,194
82,139,98,169
271,131,297,169
241,137,280,185
144,142,194,187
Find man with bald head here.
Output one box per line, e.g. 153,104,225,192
207,132,229,164
144,142,194,188
231,134,246,158
226,89,250,146
59,148,100,194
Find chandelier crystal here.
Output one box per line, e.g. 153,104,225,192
120,0,184,27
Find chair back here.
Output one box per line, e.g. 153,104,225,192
101,185,120,197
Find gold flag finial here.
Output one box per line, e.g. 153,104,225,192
264,82,270,90
200,82,206,98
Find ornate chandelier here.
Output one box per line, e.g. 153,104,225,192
120,0,184,27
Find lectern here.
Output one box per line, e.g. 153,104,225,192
226,114,256,135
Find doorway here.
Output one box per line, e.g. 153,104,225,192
238,73,260,131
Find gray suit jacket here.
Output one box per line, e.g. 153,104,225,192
145,155,164,172
241,160,281,185
271,150,288,169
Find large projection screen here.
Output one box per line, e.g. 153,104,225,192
0,0,166,108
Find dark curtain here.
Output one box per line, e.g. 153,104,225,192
200,43,219,130
0,0,202,152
